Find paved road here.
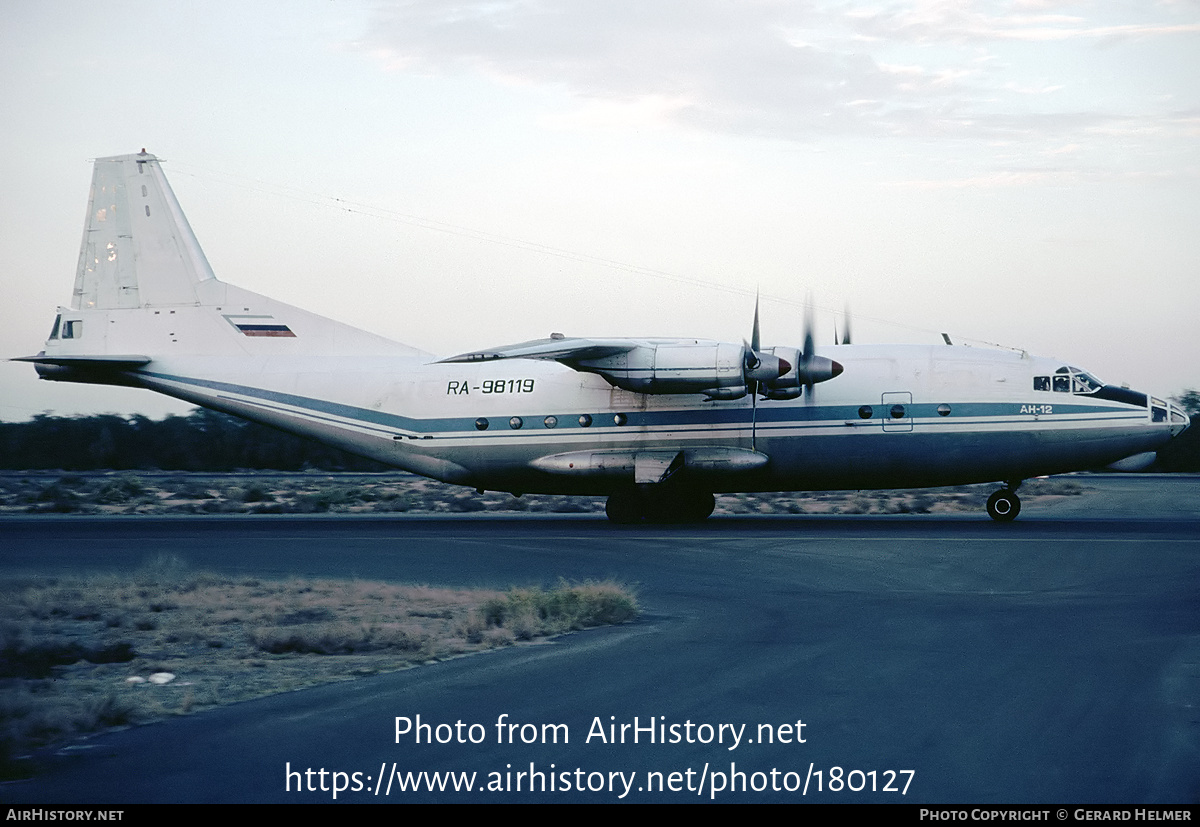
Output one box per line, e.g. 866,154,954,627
3,476,1199,803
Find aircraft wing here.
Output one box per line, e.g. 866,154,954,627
439,335,807,399
439,337,637,365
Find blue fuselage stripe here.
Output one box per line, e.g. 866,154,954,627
139,371,1147,439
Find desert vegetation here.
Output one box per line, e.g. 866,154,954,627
0,558,636,778
0,471,1084,516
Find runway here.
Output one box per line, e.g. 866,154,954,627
3,476,1199,803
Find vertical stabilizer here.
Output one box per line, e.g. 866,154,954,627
73,151,216,310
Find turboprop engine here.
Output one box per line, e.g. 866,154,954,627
756,346,843,400
572,341,791,400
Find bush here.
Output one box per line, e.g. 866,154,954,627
480,581,637,637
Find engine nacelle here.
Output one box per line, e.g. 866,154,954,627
759,346,843,399
575,342,749,398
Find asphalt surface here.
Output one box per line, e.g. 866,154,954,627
3,475,1199,804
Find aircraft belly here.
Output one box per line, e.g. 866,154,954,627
751,420,1172,491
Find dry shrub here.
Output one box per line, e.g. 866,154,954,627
250,622,430,656
480,580,638,638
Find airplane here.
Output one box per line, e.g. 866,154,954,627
14,151,1192,522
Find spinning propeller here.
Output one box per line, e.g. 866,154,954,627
798,298,844,401
744,294,844,404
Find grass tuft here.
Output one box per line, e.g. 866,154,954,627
480,580,638,639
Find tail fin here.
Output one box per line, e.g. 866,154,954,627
18,151,427,382
73,150,214,310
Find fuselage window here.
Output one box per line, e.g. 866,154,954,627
858,405,873,420
578,414,592,427
889,404,906,419
474,417,489,431
937,404,951,416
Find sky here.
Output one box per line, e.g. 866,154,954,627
2,0,1198,421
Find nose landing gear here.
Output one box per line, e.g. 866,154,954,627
986,484,1022,522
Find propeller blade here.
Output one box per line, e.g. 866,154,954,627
841,303,852,345
749,294,761,449
743,340,760,372
744,292,789,392
802,300,815,364
751,291,761,353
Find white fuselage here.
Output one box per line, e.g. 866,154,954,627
112,330,1187,496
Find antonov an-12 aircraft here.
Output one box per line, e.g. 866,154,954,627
16,152,1191,522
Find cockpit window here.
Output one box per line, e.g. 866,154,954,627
48,315,61,340
1037,367,1104,395
1071,373,1101,394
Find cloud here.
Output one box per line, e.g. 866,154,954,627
842,2,1200,44
355,1,943,139
353,0,1200,144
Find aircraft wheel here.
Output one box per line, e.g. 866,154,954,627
605,488,714,524
986,489,1021,522
605,489,644,524
648,488,715,523
683,490,716,522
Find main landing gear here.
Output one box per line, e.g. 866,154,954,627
605,486,716,524
986,483,1022,522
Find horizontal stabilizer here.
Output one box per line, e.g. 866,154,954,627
13,354,151,367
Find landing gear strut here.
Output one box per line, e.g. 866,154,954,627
605,486,715,524
986,484,1022,522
